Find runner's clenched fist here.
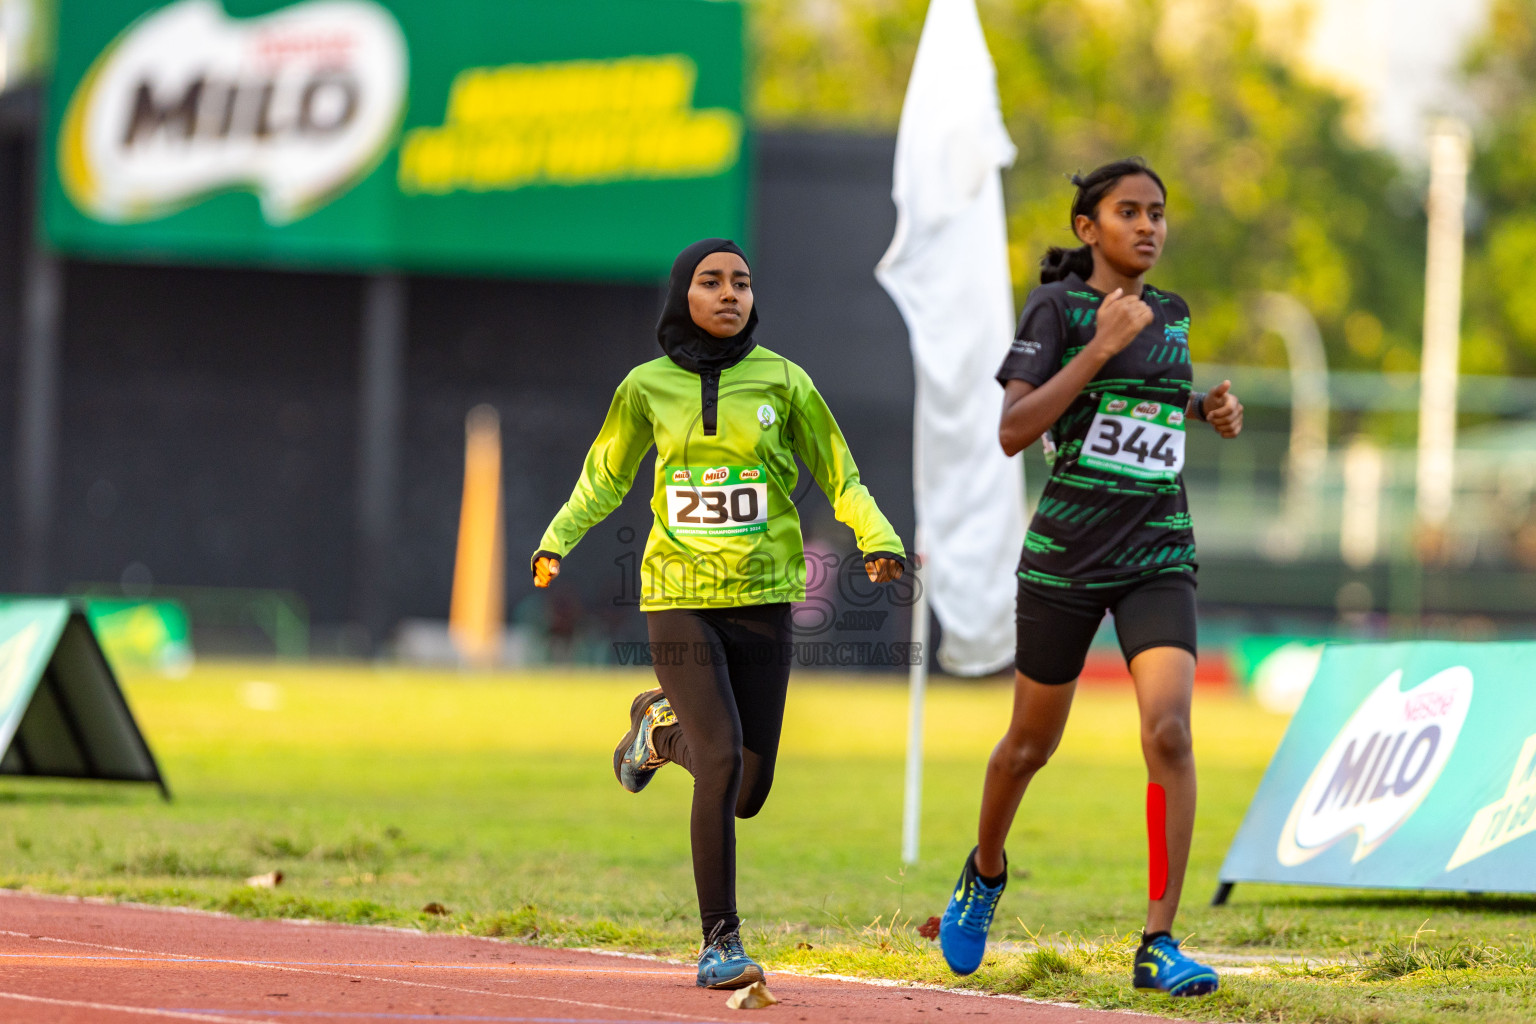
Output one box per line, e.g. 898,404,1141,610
1202,380,1243,439
1088,287,1154,359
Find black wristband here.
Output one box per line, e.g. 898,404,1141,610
530,549,561,572
1188,391,1207,422
863,551,906,572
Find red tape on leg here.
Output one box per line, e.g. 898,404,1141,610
1147,782,1168,901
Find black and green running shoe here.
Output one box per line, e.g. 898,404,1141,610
613,689,676,793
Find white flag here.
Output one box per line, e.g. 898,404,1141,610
876,0,1025,676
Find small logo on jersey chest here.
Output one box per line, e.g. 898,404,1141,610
757,404,777,429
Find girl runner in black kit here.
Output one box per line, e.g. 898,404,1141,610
935,159,1244,996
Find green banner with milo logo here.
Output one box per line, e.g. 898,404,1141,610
43,0,746,279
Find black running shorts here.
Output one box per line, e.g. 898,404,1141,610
1014,572,1197,684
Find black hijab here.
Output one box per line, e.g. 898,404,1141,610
656,238,758,374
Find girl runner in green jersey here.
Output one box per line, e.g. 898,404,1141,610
532,238,906,990
936,160,1244,996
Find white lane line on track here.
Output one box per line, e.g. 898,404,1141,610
0,950,1142,1017
0,951,686,977
773,971,1162,1017
0,931,729,1024
0,925,1152,1019
174,1012,706,1023
0,928,202,959
0,898,1154,1019
576,945,1156,1015
0,991,273,1023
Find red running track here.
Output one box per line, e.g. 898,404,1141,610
0,891,1150,1023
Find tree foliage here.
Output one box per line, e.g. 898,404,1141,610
1462,0,1536,376
751,0,1425,373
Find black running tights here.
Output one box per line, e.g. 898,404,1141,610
646,604,793,940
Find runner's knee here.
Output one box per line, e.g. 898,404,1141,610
1142,714,1192,765
994,735,1054,779
693,743,744,788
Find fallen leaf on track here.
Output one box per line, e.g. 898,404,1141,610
917,916,940,940
726,981,779,1009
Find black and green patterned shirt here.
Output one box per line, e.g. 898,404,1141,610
996,272,1196,589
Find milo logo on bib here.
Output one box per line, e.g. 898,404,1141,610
665,465,768,537
1080,392,1186,482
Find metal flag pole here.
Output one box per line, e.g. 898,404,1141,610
901,540,929,865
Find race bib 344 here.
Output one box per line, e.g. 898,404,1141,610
1079,393,1186,482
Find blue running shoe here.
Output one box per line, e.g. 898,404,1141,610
613,689,676,794
696,928,764,990
1133,933,1219,996
938,846,1006,975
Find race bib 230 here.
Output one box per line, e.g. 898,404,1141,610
665,466,768,536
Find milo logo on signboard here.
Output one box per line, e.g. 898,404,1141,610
59,0,407,225
1277,667,1472,866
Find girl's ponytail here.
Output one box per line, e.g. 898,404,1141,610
1040,245,1094,283
1038,158,1166,285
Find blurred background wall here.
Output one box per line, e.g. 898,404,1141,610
0,104,917,656
5,0,1536,667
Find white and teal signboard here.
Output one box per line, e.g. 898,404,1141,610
1218,642,1536,902
0,598,168,798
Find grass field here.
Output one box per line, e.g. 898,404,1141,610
3,663,1534,1022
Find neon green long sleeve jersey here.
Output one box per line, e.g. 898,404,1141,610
535,346,905,610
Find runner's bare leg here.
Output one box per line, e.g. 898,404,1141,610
1129,645,1197,934
974,672,1077,877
